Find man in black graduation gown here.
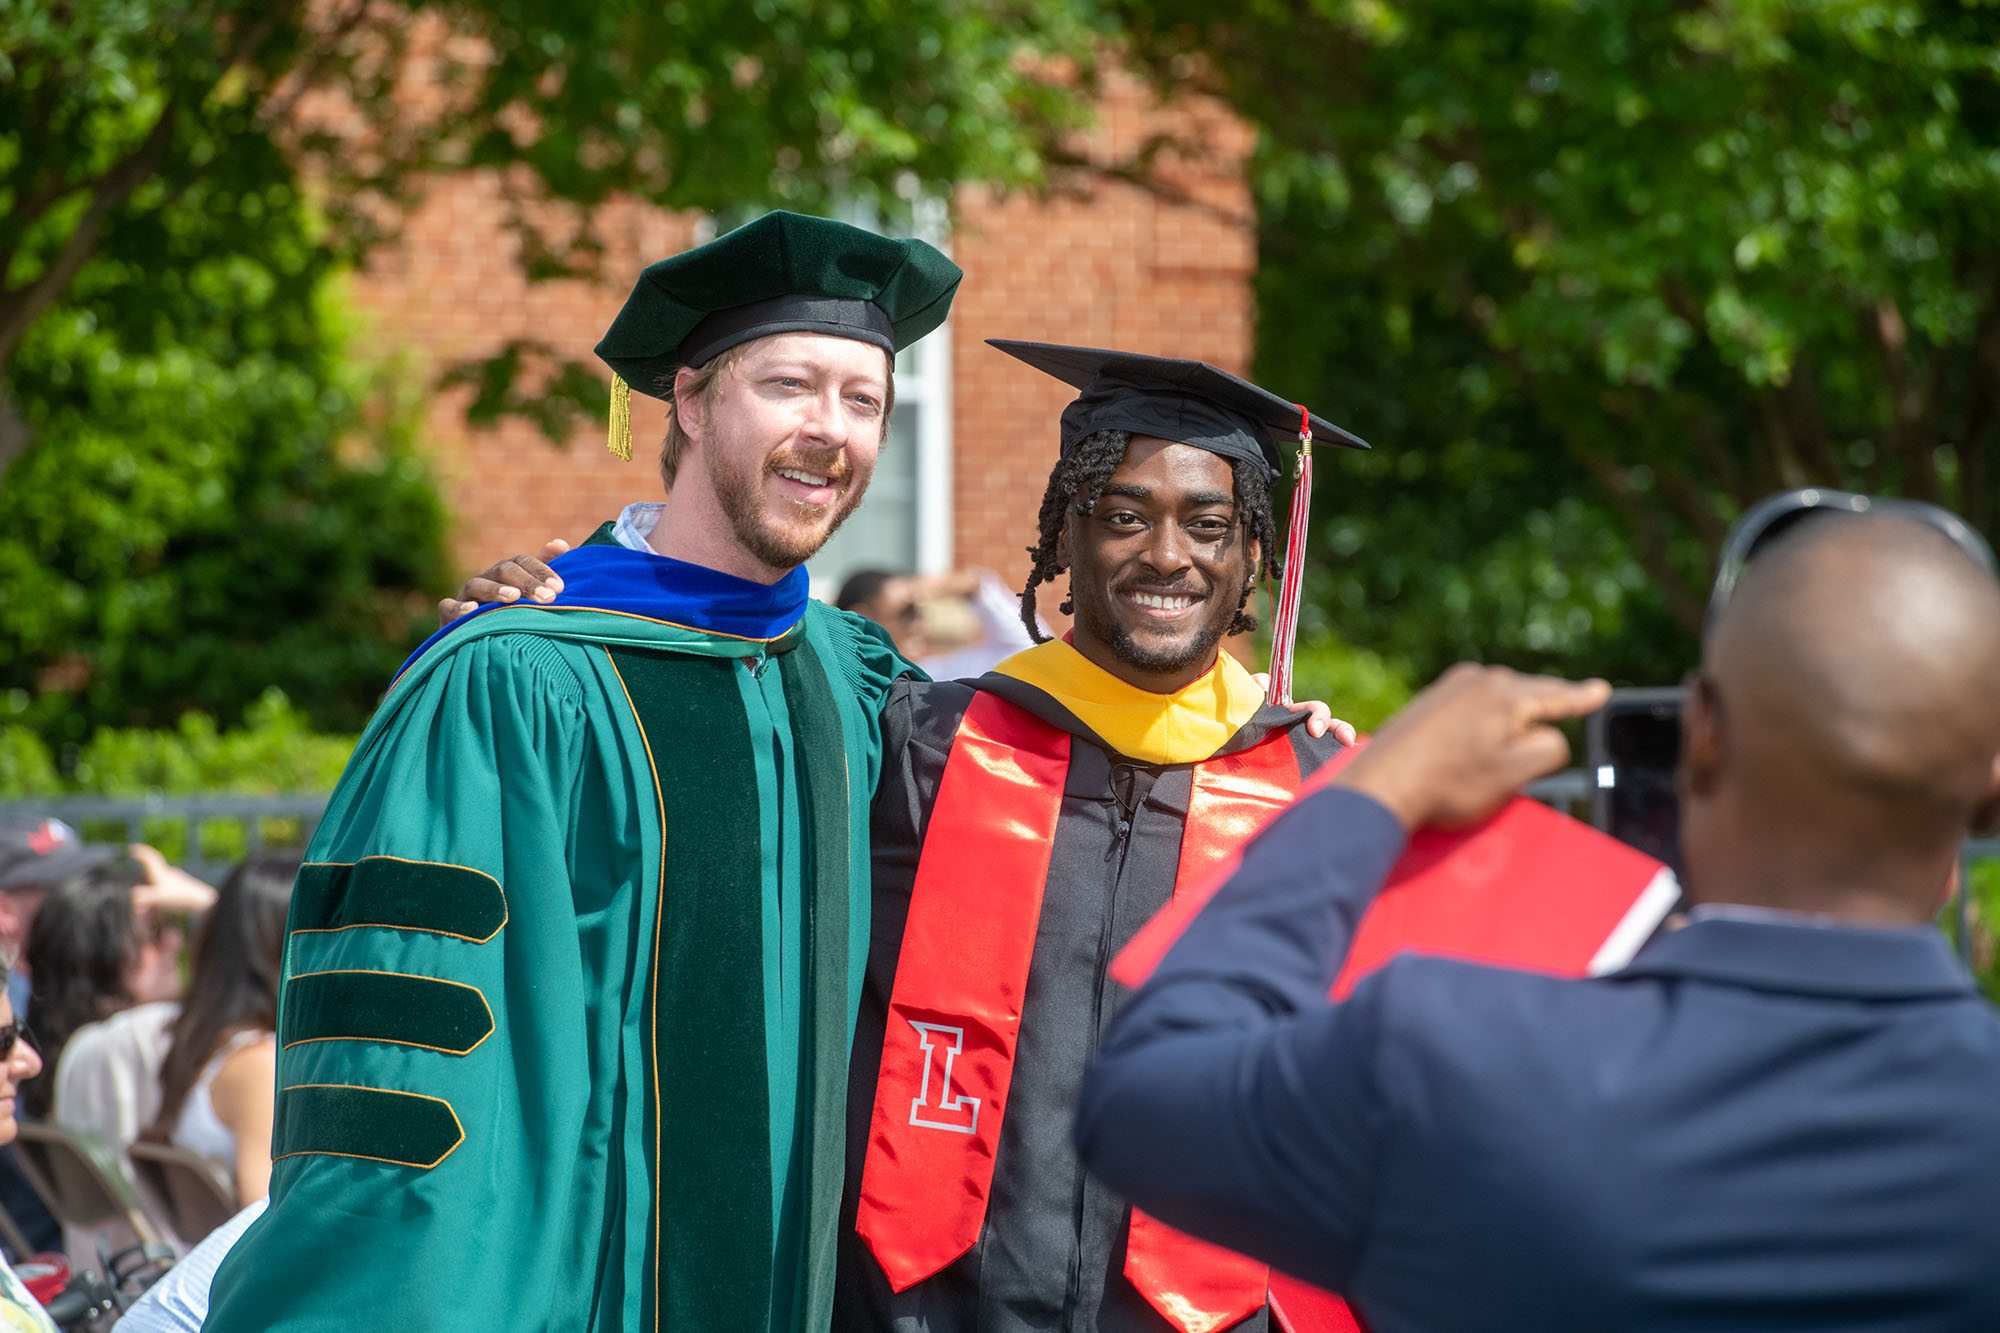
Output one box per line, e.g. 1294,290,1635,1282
835,344,1369,1333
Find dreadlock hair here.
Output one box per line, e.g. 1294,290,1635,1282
1019,428,1280,642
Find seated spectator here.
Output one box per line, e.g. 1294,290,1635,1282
835,567,926,657
908,568,1040,681
0,818,115,1017
24,862,184,1125
54,998,178,1171
0,957,60,1332
0,816,110,1261
142,854,296,1206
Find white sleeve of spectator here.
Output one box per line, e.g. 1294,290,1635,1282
53,1025,139,1150
111,1197,269,1333
54,1004,173,1154
918,570,1040,681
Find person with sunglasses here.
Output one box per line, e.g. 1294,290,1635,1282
1079,496,2000,1330
0,965,59,1333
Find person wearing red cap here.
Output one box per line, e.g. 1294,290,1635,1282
0,817,116,1011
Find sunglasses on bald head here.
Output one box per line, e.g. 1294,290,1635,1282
1706,488,1997,628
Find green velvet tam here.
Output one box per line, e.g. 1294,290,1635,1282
594,210,961,400
282,969,495,1056
292,856,506,943
274,1084,465,1170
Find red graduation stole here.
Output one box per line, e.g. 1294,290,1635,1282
854,692,1348,1333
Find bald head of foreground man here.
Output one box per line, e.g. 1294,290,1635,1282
1682,514,2000,925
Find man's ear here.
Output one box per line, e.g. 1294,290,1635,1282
1678,674,1724,801
1969,752,2000,837
1055,517,1072,570
671,367,705,443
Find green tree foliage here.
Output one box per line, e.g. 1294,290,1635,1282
0,0,1106,449
0,689,355,798
0,167,449,746
0,0,1113,747
1966,857,2000,1001
1285,634,1416,733
1117,0,2000,680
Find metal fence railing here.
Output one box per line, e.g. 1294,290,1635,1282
4,782,1997,907
0,795,330,886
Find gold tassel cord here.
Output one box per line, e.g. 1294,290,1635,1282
607,373,633,461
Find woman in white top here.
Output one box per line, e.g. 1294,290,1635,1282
141,855,296,1207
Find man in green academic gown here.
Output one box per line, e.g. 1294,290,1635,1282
204,211,961,1333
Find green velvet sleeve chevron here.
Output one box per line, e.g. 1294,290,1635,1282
205,631,665,1333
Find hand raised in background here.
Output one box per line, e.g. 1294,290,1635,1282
129,841,218,916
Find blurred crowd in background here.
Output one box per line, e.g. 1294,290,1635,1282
0,815,294,1297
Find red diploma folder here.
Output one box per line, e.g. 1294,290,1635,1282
1109,746,1680,1333
1113,745,1678,992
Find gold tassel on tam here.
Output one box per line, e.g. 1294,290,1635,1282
607,373,633,461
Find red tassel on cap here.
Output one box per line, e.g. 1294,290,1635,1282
1266,404,1314,706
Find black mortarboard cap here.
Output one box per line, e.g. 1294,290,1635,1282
987,340,1369,479
598,211,961,398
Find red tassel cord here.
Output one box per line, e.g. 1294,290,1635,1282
1266,404,1314,706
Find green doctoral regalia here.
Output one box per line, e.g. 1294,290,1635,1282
207,209,960,1333
206,542,909,1332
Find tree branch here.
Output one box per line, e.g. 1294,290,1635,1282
1778,357,1843,484
254,0,375,134
1870,296,1941,499
1040,138,1257,232
1571,442,1709,633
0,6,298,375
0,97,181,369
1959,281,2000,536
0,49,86,284
1483,341,1709,633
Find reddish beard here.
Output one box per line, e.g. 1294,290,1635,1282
709,442,867,571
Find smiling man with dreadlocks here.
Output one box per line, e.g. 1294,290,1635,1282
834,342,1369,1333
1019,423,1279,665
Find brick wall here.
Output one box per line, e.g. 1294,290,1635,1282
345,69,1256,591
946,72,1257,592
348,184,699,569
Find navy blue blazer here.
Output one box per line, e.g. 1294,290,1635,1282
1076,787,2000,1331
